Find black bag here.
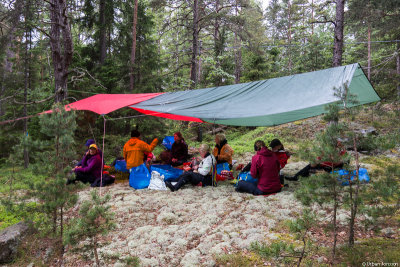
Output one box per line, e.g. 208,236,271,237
91,174,115,187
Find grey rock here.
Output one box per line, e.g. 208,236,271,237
0,221,32,263
381,227,395,236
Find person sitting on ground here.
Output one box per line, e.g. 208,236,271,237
68,144,102,185
213,133,234,167
171,132,189,166
165,144,216,192
76,139,103,166
236,140,281,195
123,129,158,170
269,138,291,185
286,140,347,181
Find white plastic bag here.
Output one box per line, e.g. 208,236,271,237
148,171,167,190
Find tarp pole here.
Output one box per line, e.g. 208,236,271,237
99,115,106,196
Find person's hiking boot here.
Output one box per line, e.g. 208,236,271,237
173,179,186,191
165,181,175,192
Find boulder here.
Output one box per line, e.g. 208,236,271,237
0,221,32,263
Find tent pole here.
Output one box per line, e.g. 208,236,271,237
99,115,106,196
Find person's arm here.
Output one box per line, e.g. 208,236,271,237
141,138,158,153
250,156,259,178
76,156,101,173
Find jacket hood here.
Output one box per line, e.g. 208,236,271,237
257,147,273,157
127,137,140,146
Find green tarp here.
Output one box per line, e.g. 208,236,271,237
131,63,380,126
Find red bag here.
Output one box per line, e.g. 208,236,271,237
220,170,234,180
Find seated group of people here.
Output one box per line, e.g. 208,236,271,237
68,129,346,196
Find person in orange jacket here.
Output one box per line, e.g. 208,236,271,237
213,133,234,166
123,130,158,169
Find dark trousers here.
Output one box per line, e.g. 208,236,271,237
75,172,96,184
236,180,280,195
294,163,344,179
175,171,212,188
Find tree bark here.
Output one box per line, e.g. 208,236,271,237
129,0,138,92
49,0,73,103
99,0,107,64
367,25,371,79
332,0,345,67
287,0,292,71
397,40,400,98
234,0,242,84
190,0,199,88
24,7,31,169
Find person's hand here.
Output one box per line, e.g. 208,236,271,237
172,158,177,163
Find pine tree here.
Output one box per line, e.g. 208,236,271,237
64,190,115,266
31,103,79,251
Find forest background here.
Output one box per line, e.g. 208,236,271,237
1,0,399,165
0,0,400,266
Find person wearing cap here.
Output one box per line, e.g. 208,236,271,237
76,139,103,167
68,144,102,184
123,129,158,169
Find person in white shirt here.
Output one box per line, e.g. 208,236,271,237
165,144,216,192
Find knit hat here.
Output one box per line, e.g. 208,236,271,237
85,139,95,147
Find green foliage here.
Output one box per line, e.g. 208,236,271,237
362,164,400,228
337,238,400,266
215,252,263,267
64,190,115,266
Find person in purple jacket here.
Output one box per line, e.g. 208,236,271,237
236,140,281,195
68,144,102,185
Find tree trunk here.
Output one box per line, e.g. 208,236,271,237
214,0,221,85
332,191,338,262
99,0,107,64
367,25,371,79
397,40,400,98
49,0,73,103
23,15,31,169
129,0,138,92
287,0,292,72
234,0,242,84
190,0,199,88
0,0,23,115
93,237,100,266
332,0,345,67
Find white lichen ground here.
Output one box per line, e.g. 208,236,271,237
63,161,360,267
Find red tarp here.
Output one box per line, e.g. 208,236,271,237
45,93,164,115
66,93,164,114
132,107,204,122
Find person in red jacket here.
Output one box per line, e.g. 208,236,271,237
236,140,281,195
68,144,102,184
269,139,291,185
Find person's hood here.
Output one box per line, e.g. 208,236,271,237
257,147,274,157
127,137,140,146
